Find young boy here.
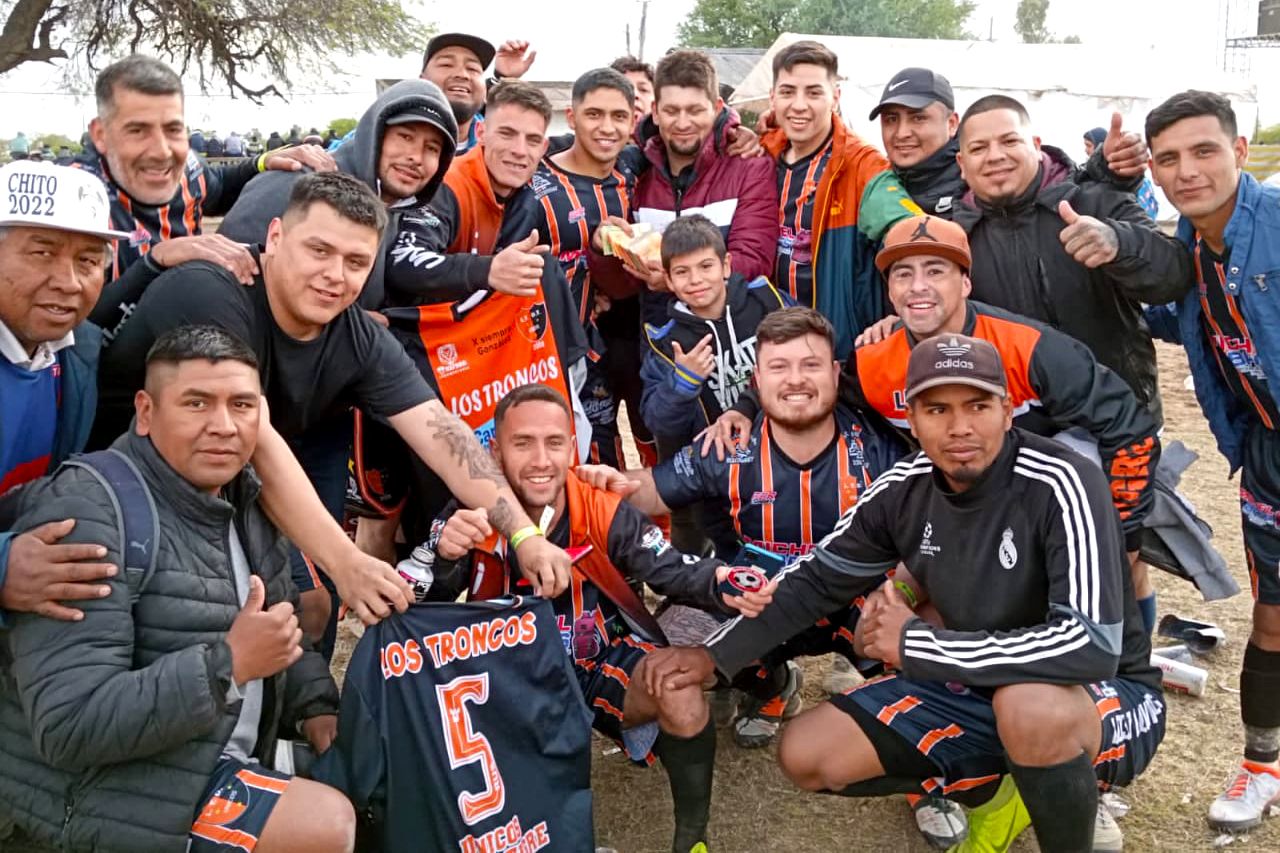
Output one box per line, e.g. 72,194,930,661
640,215,789,451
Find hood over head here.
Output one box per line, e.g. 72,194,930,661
337,78,459,205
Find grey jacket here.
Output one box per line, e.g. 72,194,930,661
0,430,338,852
216,79,458,309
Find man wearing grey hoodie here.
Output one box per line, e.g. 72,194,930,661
218,79,459,311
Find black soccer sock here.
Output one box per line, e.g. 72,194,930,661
1241,643,1280,762
1006,752,1097,853
654,719,716,853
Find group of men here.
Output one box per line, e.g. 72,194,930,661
0,24,1276,853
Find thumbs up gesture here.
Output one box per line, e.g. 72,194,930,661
1058,199,1119,269
226,575,304,685
1100,111,1149,179
860,579,916,668
489,229,550,297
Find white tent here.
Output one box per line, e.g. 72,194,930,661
730,34,1258,219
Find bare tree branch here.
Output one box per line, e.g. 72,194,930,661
2,0,427,101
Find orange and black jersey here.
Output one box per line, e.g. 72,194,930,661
532,156,637,324
775,132,834,307
848,301,1160,543
1194,238,1279,430
651,406,905,561
74,146,259,282
427,474,728,653
77,146,261,338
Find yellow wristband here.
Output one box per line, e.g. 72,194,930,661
256,152,269,173
893,580,919,609
509,525,542,550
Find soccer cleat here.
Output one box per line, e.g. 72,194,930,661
823,654,862,695
1208,760,1280,832
1093,798,1124,851
946,776,1029,853
732,662,803,749
909,793,968,849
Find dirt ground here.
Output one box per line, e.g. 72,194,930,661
329,342,1277,853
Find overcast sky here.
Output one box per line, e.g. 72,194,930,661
0,0,1265,136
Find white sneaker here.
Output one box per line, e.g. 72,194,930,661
1093,799,1123,851
1208,760,1280,832
732,662,803,748
823,654,862,695
911,794,967,849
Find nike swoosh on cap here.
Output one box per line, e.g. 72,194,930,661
887,79,911,91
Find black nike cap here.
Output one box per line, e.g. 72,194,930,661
869,67,955,119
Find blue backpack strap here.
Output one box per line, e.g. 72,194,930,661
58,450,159,605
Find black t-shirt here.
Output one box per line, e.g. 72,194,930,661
94,258,434,447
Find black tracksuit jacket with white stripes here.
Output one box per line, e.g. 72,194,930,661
707,428,1160,690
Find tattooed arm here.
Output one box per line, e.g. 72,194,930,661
388,400,571,596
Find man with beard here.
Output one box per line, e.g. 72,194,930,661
81,56,334,339
613,50,777,328
576,308,904,750
424,384,774,853
420,33,536,155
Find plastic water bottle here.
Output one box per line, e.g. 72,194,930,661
396,544,434,603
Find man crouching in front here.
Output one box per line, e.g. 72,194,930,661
0,325,353,853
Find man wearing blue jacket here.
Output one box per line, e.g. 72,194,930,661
1146,90,1280,832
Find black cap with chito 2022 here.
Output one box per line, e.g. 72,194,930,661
868,67,955,119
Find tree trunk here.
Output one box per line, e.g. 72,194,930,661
0,0,67,76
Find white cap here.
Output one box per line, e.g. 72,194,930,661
0,160,129,241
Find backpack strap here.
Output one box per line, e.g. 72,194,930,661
58,450,160,605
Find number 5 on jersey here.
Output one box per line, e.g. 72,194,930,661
437,673,506,824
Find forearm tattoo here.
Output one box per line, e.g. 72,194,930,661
425,408,507,486
489,497,517,537
424,408,524,533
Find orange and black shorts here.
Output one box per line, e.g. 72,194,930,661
189,757,292,852
831,674,1166,794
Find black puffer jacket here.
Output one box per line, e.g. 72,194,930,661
0,431,337,852
953,147,1193,425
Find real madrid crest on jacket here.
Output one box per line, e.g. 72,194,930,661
315,598,595,852
640,273,789,446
